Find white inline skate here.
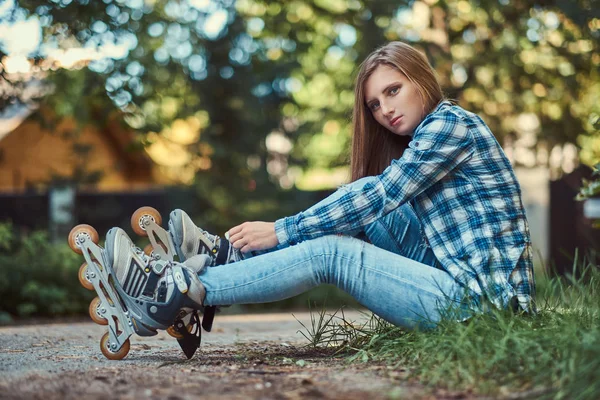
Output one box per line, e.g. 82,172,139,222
68,224,211,360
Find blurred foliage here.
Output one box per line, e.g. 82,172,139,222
577,117,600,228
578,114,600,168
577,163,600,201
0,222,94,321
1,0,599,231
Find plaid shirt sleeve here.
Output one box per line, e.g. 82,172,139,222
275,110,475,246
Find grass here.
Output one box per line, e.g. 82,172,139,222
297,251,600,399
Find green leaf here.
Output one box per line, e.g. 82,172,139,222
295,359,306,367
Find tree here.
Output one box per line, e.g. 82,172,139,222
2,0,599,232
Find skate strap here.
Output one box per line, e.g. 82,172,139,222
202,306,216,332
215,239,230,266
198,239,216,257
142,271,161,297
175,312,201,359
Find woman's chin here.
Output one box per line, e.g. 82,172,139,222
392,129,413,137
383,123,413,137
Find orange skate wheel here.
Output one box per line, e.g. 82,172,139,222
143,244,154,256
131,207,162,237
143,243,168,257
78,262,94,290
100,332,130,360
166,323,193,339
68,224,99,255
89,297,108,326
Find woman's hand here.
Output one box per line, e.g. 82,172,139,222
227,221,278,253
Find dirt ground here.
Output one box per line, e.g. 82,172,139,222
0,312,470,399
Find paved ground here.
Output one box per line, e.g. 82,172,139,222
0,312,340,379
0,311,451,400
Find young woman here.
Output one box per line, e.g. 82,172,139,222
222,40,536,318
89,41,535,359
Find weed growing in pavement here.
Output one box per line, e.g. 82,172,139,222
294,302,390,354
298,253,600,399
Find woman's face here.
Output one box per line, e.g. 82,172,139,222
364,64,425,137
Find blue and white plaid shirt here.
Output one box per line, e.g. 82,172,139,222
275,101,535,312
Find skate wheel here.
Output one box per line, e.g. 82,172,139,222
100,332,130,360
89,297,108,326
68,224,99,255
78,263,94,290
143,244,154,256
131,207,162,237
143,243,168,258
166,323,193,339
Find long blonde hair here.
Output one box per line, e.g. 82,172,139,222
351,42,444,181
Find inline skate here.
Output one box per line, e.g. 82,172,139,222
129,206,242,266
128,207,242,335
68,224,210,360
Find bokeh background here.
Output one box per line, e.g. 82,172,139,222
0,0,598,321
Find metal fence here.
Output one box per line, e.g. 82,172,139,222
0,187,187,241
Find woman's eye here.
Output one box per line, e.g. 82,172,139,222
370,102,379,111
389,86,399,95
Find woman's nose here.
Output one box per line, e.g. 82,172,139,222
382,103,394,115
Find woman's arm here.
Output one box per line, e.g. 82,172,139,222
275,110,475,247
227,110,474,252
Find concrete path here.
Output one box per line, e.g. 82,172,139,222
0,310,432,400
0,311,366,378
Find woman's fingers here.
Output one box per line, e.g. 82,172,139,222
227,224,243,239
230,237,248,250
227,224,245,245
228,232,243,246
226,221,278,252
227,223,251,250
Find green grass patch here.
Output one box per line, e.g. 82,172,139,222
298,252,600,399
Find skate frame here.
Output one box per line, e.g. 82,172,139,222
78,236,135,354
143,220,176,262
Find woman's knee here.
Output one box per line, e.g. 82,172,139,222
298,235,349,255
297,235,364,285
295,235,365,272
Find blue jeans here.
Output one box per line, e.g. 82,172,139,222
199,177,468,329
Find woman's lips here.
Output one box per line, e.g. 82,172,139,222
390,116,403,126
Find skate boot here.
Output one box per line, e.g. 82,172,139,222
167,208,243,331
168,208,242,265
130,207,242,266
68,225,211,360
130,207,241,332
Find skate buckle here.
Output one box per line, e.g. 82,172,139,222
152,260,168,275
173,267,189,294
